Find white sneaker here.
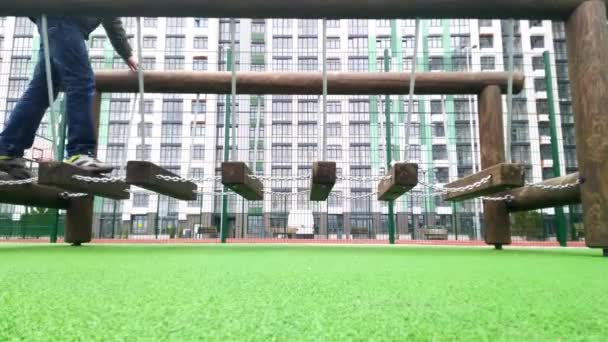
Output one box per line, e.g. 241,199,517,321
65,154,114,174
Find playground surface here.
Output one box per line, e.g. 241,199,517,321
0,244,606,340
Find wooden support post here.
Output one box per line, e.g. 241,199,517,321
126,161,197,201
478,85,511,249
444,163,525,202
377,163,418,201
310,161,336,201
566,0,608,250
505,173,582,212
64,196,94,245
221,162,263,201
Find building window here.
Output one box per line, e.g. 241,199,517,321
530,35,545,49
194,36,208,49
193,57,208,71
428,35,443,48
143,18,157,28
160,146,182,165
162,100,184,122
191,145,205,160
10,57,31,78
530,20,543,27
479,34,494,48
429,57,444,71
349,144,371,164
133,193,150,207
272,19,292,35
327,123,341,137
348,57,368,72
532,56,545,70
91,36,106,48
480,56,495,70
90,56,105,70
165,36,185,55
143,36,157,49
194,18,208,28
272,144,292,163
142,57,156,70
348,19,368,35
298,57,318,71
327,37,340,49
511,122,530,143
534,78,547,92
348,37,368,53
536,99,549,115
432,123,445,137
429,19,442,27
137,123,153,138
327,58,341,71
326,20,340,28
327,145,342,161
432,145,448,160
165,57,185,70
434,167,449,183
298,19,318,35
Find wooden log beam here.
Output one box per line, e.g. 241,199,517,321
94,71,525,95
444,163,525,202
0,184,69,209
478,86,511,248
310,162,336,202
126,161,197,201
221,162,263,201
38,162,130,200
566,0,608,250
377,163,418,201
505,173,582,212
1,0,603,19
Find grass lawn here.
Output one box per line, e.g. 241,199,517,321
0,245,606,341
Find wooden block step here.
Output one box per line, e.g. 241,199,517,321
126,161,196,201
310,161,336,202
377,163,419,201
444,163,525,202
38,162,130,200
221,162,263,201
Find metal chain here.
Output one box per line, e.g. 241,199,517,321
419,175,492,194
0,177,38,186
60,192,89,199
526,178,581,191
337,175,393,182
72,175,125,183
251,174,311,181
156,174,221,183
481,194,515,202
332,191,379,200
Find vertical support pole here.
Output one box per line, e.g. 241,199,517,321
478,86,511,249
383,50,396,245
63,91,102,245
543,50,567,247
50,98,68,243
566,0,608,254
40,15,58,157
504,18,515,163
64,196,94,246
220,49,233,244
321,18,328,161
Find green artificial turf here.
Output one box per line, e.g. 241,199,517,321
0,245,606,341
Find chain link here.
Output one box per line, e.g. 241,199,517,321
337,175,393,182
526,178,581,191
59,192,89,199
156,174,221,183
251,174,311,182
72,175,125,183
481,194,516,202
419,175,492,195
0,177,38,186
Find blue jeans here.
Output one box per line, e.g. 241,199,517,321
0,17,96,158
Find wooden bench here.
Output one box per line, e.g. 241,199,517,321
419,228,449,240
